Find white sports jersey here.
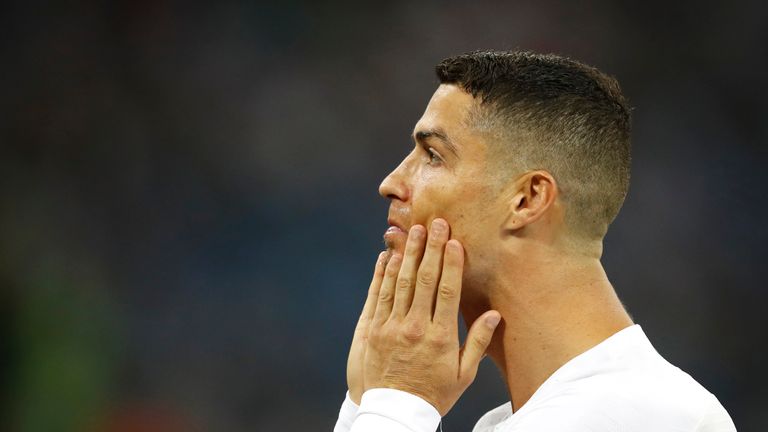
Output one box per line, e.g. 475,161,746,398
334,325,736,432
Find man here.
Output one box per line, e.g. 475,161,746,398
333,50,736,432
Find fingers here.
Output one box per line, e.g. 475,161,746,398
373,219,458,325
358,251,389,323
409,219,449,318
433,239,464,326
459,311,501,384
372,253,402,325
391,225,426,318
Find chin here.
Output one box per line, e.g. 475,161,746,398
383,231,408,255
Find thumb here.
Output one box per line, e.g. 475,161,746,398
459,311,501,383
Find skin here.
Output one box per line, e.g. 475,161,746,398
347,84,634,414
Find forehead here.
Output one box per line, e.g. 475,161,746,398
414,84,475,133
413,84,488,160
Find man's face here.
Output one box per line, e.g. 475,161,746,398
379,84,503,275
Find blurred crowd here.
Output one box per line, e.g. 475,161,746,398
2,0,766,431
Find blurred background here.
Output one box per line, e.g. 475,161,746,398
2,0,766,431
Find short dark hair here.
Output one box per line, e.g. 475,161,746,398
436,50,631,240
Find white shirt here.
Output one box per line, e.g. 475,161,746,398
334,325,736,432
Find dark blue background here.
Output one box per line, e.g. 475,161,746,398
2,1,765,431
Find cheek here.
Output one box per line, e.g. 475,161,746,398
410,170,495,238
409,178,451,222
446,186,498,245
422,186,485,238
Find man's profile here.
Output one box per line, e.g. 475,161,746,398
333,50,736,432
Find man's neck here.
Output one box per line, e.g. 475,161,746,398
461,245,633,412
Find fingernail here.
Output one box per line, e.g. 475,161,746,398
431,218,447,233
447,239,462,252
410,225,425,239
485,314,501,329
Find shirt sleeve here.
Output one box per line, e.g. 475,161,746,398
333,392,360,432
349,388,442,432
694,398,737,432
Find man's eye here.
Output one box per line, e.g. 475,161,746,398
427,147,443,165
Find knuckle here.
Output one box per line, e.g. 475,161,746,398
396,277,413,292
416,270,435,286
401,319,425,342
428,328,451,347
438,283,457,300
472,333,491,350
378,289,394,303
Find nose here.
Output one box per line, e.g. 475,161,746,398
378,158,410,201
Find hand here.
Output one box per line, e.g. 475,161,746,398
363,219,501,416
346,250,389,404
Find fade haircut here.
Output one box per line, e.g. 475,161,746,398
436,50,631,240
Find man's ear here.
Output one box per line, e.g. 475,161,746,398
503,170,558,231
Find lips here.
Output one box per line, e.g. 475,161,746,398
386,225,405,235
383,219,408,251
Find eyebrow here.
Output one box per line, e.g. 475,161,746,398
413,128,459,157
